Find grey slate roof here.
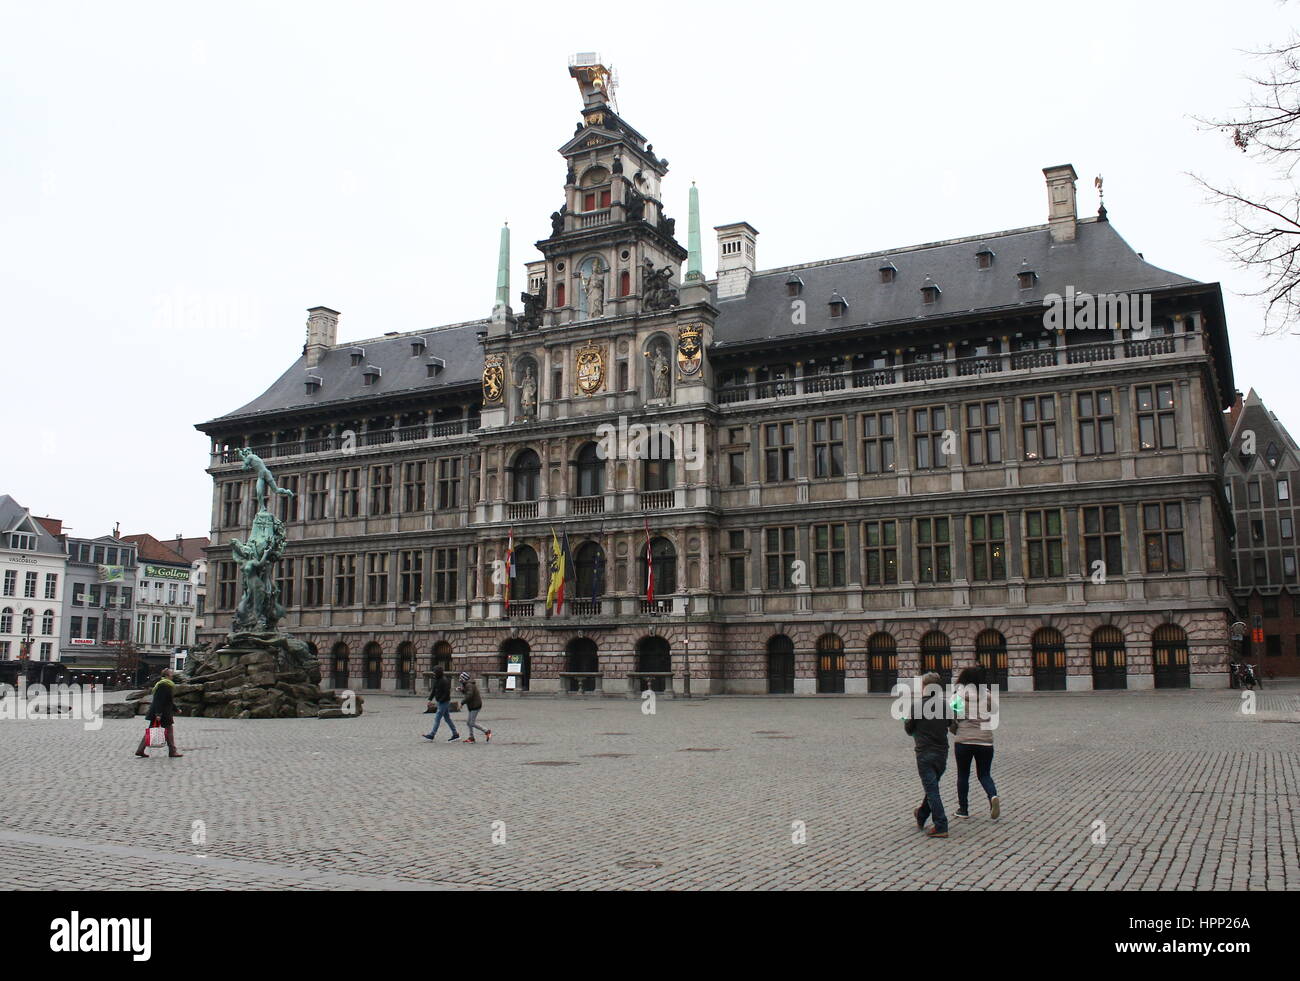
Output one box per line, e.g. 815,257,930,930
205,319,486,428
709,218,1201,348
0,495,65,556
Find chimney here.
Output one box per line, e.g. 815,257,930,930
1043,165,1078,243
305,307,340,368
715,222,759,299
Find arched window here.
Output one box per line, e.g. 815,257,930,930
397,641,415,690
920,631,952,684
513,544,540,599
644,435,675,492
1152,623,1190,689
566,636,598,692
619,270,630,296
331,642,349,689
512,449,541,502
1032,627,1067,691
21,609,33,635
767,634,795,694
41,609,54,636
0,608,12,633
816,633,845,693
642,537,677,595
974,629,1008,688
364,642,383,689
432,641,453,672
574,542,606,598
575,442,605,498
1091,625,1127,690
867,632,898,693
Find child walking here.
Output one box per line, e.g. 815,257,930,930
459,671,491,743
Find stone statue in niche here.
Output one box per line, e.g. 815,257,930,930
648,345,671,399
642,259,680,311
519,365,538,419
582,266,605,318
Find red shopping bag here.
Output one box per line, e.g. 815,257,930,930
146,721,166,748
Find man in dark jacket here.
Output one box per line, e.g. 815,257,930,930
134,669,183,758
422,666,460,742
904,672,957,837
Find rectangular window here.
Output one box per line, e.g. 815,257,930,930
1082,505,1124,578
44,574,57,600
167,583,178,605
913,406,949,470
433,548,458,603
1282,517,1293,540
303,556,325,607
1265,634,1282,657
135,614,146,644
88,583,100,607
1077,390,1117,455
723,429,747,487
1025,509,1065,579
369,465,393,515
813,523,847,587
221,481,243,527
400,549,424,603
437,458,461,509
334,553,358,606
163,615,175,647
277,475,300,521
179,617,190,646
964,401,1002,467
1142,502,1186,573
402,461,426,512
763,422,796,482
149,615,161,645
218,561,238,610
2,570,14,596
71,582,85,606
121,586,133,607
725,530,747,591
307,471,330,520
338,468,361,518
1248,480,1261,507
275,558,295,608
366,552,389,604
863,520,898,586
969,513,1007,581
860,411,896,474
1020,396,1058,461
764,527,797,589
916,517,952,583
1280,478,1291,502
811,417,845,479
93,546,105,564
24,572,37,598
104,616,116,641
1286,555,1298,582
70,616,82,639
1136,383,1177,450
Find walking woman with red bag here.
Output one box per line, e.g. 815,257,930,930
134,669,183,758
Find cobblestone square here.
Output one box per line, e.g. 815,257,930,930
1,685,1296,890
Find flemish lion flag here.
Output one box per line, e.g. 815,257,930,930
546,527,567,613
644,518,654,605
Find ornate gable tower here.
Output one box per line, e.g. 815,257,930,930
473,55,720,668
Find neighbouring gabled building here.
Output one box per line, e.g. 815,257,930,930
0,495,67,683
195,57,1237,694
1223,389,1300,676
120,533,200,673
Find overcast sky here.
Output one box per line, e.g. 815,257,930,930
2,0,1296,539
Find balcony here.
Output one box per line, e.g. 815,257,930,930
639,599,672,615
568,599,602,616
578,209,612,229
508,501,539,521
506,603,536,618
571,496,605,516
211,419,478,467
640,491,674,511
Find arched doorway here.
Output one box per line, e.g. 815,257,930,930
920,631,952,684
867,632,898,693
566,637,598,692
397,641,415,691
331,642,349,689
501,637,531,691
1152,624,1190,689
364,642,383,689
767,634,795,694
1032,627,1067,691
816,634,845,693
1091,626,1127,690
636,635,671,692
974,629,1008,689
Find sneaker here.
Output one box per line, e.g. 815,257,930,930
913,806,926,831
135,751,148,758
485,730,492,743
463,737,476,743
990,796,1000,820
448,733,460,741
956,809,970,819
926,828,949,838
422,734,435,741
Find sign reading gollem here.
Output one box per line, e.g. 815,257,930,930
144,564,191,582
677,324,703,376
482,354,505,404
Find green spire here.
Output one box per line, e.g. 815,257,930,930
494,222,510,310
685,183,703,283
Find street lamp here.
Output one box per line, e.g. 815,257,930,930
408,601,418,693
682,594,691,699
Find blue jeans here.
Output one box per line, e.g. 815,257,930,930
955,744,997,812
915,751,949,832
427,700,459,738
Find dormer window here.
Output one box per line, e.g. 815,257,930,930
426,357,446,379
304,375,322,395
879,262,897,284
976,247,995,269
410,337,428,357
1017,261,1037,290
1267,442,1280,468
786,274,804,298
362,365,382,386
349,347,365,366
920,278,941,305
828,290,848,318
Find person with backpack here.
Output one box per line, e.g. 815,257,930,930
134,668,183,758
458,671,491,743
952,666,1000,820
422,666,460,742
904,671,958,838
